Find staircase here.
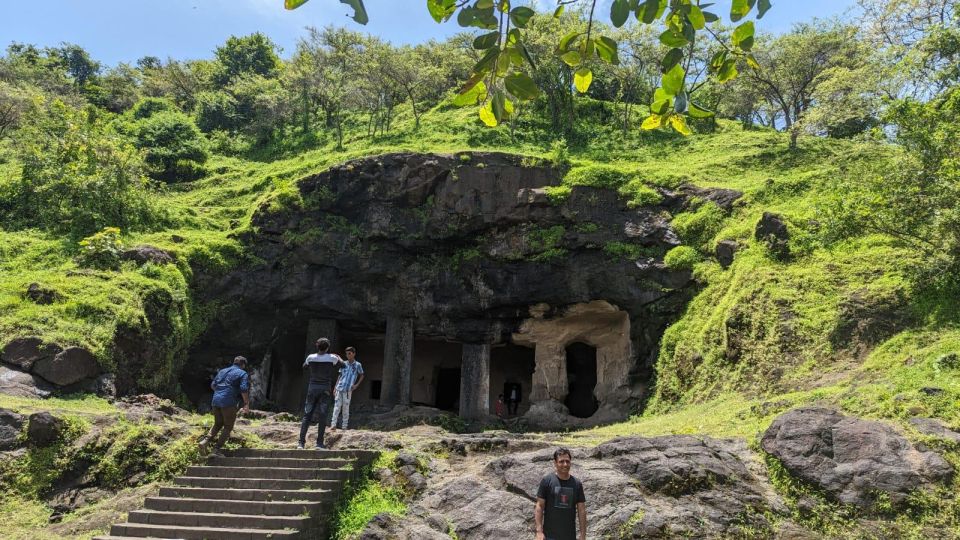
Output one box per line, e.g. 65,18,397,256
94,448,378,540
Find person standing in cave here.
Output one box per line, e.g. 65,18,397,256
508,383,521,415
298,338,343,449
330,346,364,431
535,447,587,540
199,355,250,457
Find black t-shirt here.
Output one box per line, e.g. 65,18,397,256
537,473,586,540
304,353,341,386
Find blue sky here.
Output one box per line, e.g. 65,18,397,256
2,0,859,66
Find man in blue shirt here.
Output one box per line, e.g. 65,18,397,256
330,346,364,431
199,356,250,456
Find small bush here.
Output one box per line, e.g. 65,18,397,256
122,105,209,182
130,97,175,120
76,227,124,270
564,164,631,189
664,245,700,270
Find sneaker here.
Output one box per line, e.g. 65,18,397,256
297,443,305,450
316,443,326,450
209,450,224,458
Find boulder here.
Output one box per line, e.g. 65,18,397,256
120,245,175,266
33,347,100,387
24,283,60,305
0,365,54,398
755,212,790,259
0,408,26,450
761,407,953,509
909,417,960,444
715,240,739,269
1,337,62,371
27,411,66,446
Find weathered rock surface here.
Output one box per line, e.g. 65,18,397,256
120,245,175,265
761,407,953,509
371,435,784,539
756,212,790,259
0,365,54,398
909,417,960,444
27,411,66,446
716,239,739,268
0,408,25,450
24,282,60,305
831,287,911,351
1,337,61,371
33,347,100,387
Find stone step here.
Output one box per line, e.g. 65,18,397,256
127,509,310,530
159,486,336,502
144,496,329,516
208,456,353,469
185,465,353,480
226,448,375,460
174,476,341,490
109,522,301,539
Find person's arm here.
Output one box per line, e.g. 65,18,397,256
534,498,546,540
577,502,586,540
239,372,250,413
352,366,364,392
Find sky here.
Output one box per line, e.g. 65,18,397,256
1,0,860,66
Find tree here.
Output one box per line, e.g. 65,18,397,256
380,44,446,129
2,99,156,238
740,21,869,147
0,81,34,139
214,33,282,86
120,98,209,182
84,63,142,113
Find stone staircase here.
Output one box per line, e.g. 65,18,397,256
94,448,378,540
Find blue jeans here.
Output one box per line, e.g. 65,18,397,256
299,384,332,447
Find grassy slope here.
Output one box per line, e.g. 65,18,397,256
3,98,960,534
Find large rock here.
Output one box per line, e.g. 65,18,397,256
761,408,953,509
0,408,26,450
715,240,738,269
27,411,66,446
385,436,784,539
755,212,790,259
0,365,54,398
120,245,175,266
33,347,100,387
1,337,62,371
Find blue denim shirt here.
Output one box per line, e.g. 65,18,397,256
211,365,249,408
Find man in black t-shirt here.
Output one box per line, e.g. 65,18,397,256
297,337,343,449
535,447,586,540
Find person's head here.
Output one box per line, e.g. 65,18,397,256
233,356,248,369
553,447,572,477
498,394,504,401
316,338,330,353
345,346,356,361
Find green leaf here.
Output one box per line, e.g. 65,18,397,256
688,102,716,118
730,0,751,22
558,31,583,52
651,98,671,115
553,5,565,18
458,7,477,27
716,59,738,82
661,63,685,96
479,101,498,126
504,72,540,100
492,90,507,121
510,6,535,28
757,0,772,19
561,51,582,67
574,68,593,93
669,114,692,135
520,42,537,69
473,31,500,50
336,0,368,24
638,0,662,24
452,80,487,106
473,47,501,75
746,53,761,70
688,5,705,29
611,0,631,27
732,21,755,51
595,36,619,65
285,0,309,9
427,0,458,23
661,48,683,72
674,91,688,113
659,29,688,48
498,0,511,13
653,87,669,102
702,10,719,22
642,114,664,130
477,0,494,8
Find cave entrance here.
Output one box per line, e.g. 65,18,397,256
491,343,535,416
411,340,463,412
564,342,598,418
266,326,309,414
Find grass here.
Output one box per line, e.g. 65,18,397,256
329,451,406,540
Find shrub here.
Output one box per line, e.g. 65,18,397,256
128,110,209,182
3,98,156,239
664,245,700,270
129,97,175,120
564,164,631,189
76,227,124,270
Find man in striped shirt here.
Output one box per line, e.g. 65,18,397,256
330,346,364,431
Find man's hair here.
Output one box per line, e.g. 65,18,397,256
498,394,504,399
345,346,356,354
233,355,247,366
553,447,572,461
316,338,330,352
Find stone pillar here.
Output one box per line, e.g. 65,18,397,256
248,348,272,408
530,342,566,402
305,319,340,355
460,344,490,419
381,317,413,407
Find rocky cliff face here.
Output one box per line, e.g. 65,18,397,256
186,152,706,421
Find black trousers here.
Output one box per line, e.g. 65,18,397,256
299,384,332,447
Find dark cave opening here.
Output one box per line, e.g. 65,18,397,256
565,342,599,418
